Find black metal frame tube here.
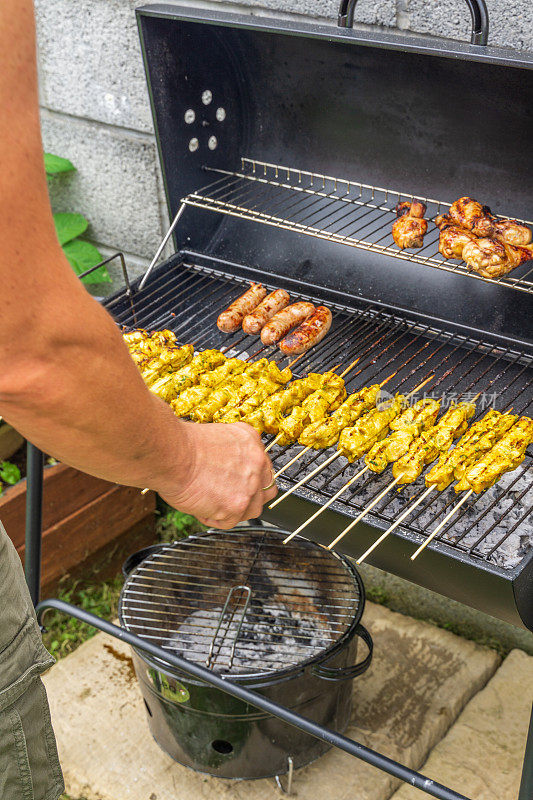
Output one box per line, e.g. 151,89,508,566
36,598,470,800
25,443,44,607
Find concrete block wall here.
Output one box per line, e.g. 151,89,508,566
36,0,533,287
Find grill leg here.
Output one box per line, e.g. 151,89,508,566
25,442,44,607
519,704,533,800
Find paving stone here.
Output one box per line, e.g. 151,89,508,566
392,648,533,800
404,0,533,52
35,0,154,133
43,602,499,800
41,109,166,259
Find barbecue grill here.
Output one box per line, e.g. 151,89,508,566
32,1,533,798
119,528,372,778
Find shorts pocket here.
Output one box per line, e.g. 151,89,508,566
0,678,64,800
0,615,63,800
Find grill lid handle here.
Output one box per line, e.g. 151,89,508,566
337,0,489,45
310,623,373,681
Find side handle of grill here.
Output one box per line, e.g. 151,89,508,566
337,0,489,46
310,623,373,681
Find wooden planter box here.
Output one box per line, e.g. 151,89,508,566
1,464,156,590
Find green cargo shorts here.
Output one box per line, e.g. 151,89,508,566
0,522,64,800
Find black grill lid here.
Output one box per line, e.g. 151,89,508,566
119,529,363,677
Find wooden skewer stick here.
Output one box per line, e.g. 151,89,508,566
327,474,403,550
338,358,360,378
287,353,306,369
273,446,312,477
268,451,342,509
356,485,436,564
283,463,370,544
141,487,150,495
411,489,474,560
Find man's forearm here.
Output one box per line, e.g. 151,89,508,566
0,269,194,492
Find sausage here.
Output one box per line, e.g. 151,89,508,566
242,289,290,335
260,302,315,345
279,306,332,354
217,283,267,333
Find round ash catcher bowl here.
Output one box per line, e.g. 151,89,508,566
119,527,372,780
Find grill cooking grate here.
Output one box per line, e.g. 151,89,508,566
107,258,533,571
119,530,361,675
182,158,533,296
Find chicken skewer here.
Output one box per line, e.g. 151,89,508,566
265,359,359,452
411,415,533,560
283,396,441,543
172,358,288,419
270,386,420,512
326,399,476,550
356,407,518,564
192,362,292,423
150,349,227,402
273,380,387,481
271,372,436,511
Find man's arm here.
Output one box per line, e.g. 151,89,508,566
0,0,276,528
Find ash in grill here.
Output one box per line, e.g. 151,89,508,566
120,530,360,677
166,601,332,672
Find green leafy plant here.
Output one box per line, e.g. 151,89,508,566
0,461,21,485
44,153,110,285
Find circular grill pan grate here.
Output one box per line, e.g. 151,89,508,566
119,529,362,676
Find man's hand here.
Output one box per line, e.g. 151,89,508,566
158,422,277,529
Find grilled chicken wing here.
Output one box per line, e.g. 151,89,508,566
462,238,533,278
493,219,532,247
449,197,495,237
392,200,428,249
435,214,476,260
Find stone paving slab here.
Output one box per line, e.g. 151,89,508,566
43,602,499,800
392,648,533,800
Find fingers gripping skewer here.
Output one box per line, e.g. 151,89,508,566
410,489,474,560
283,464,370,544
268,452,342,509
327,474,403,550
356,486,436,564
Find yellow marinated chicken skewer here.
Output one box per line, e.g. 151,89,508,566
357,407,517,564
326,399,476,550
190,361,292,423
243,373,329,435
284,396,440,543
151,349,227,404
140,344,195,388
271,392,407,512
411,415,533,560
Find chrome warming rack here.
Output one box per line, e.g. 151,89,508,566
179,157,533,296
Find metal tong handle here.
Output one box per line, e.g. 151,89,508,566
206,584,251,669
338,0,489,45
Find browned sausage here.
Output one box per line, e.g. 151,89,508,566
260,302,315,345
242,289,290,335
217,283,267,333
279,306,332,354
